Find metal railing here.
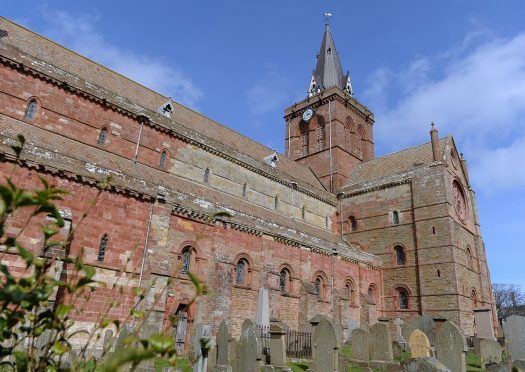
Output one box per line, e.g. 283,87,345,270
285,329,312,358
256,325,271,364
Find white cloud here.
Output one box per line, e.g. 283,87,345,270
365,31,525,194
40,9,203,108
246,65,290,115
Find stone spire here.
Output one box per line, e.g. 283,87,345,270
308,19,353,97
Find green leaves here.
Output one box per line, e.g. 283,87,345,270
148,334,175,354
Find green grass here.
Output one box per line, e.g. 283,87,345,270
466,351,483,372
341,345,352,358
289,361,310,371
154,356,192,372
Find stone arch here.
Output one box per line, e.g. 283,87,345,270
299,120,310,156
314,115,326,151
344,276,358,305
392,243,407,266
356,124,366,159
176,241,200,275
312,270,329,300
391,284,412,310
278,263,294,294
159,148,170,169
24,96,40,120
233,252,254,288
97,126,109,145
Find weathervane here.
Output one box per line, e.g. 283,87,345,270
324,12,332,25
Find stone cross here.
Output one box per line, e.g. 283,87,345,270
436,321,467,372
409,329,431,358
369,322,393,361
502,315,525,361
394,318,406,347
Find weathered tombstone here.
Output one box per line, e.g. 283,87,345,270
238,319,262,372
351,328,370,362
229,339,240,372
392,341,402,359
360,321,370,332
405,357,451,372
474,308,496,340
401,322,412,344
116,324,131,349
394,318,406,345
192,323,213,372
502,315,525,361
347,319,359,341
102,329,114,354
409,329,431,358
477,339,502,368
255,288,270,328
369,322,393,361
409,315,423,336
215,321,230,368
421,314,436,346
436,321,467,372
269,324,286,368
312,316,340,372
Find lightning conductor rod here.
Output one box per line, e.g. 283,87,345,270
329,99,333,193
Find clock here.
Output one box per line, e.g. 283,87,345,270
302,108,314,122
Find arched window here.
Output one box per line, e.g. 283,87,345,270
24,99,37,120
279,268,290,293
300,122,309,156
398,288,409,309
325,216,329,228
471,289,478,308
344,124,350,151
394,245,406,266
235,258,249,286
345,279,356,305
466,247,473,270
160,150,168,168
203,168,210,183
274,195,279,210
302,205,306,220
349,215,357,232
393,210,400,225
97,233,109,261
314,277,323,297
242,182,247,198
316,123,325,151
368,284,376,302
98,128,108,145
356,125,366,159
180,247,192,274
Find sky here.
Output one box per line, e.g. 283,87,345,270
3,1,525,289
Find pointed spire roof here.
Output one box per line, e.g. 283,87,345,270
308,20,353,97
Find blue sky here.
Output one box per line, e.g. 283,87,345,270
3,1,525,289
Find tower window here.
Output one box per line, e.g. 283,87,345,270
300,122,309,156
274,195,279,210
395,245,406,266
316,124,325,151
24,99,37,120
349,215,357,232
279,268,290,293
466,247,473,270
314,277,323,297
97,128,108,145
345,279,356,305
398,288,409,309
302,205,306,219
344,124,350,151
180,247,192,274
203,168,210,183
97,233,109,261
471,289,478,307
235,258,249,286
242,182,247,198
392,210,400,225
160,150,168,168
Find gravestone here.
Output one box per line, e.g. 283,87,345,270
421,314,436,346
401,322,412,344
409,315,423,336
192,323,212,372
229,339,240,372
238,319,262,372
347,319,359,341
409,329,431,358
474,308,496,340
369,322,393,361
312,316,340,372
394,318,406,345
351,328,370,362
436,321,467,372
392,341,402,359
103,329,114,354
269,324,286,368
477,339,502,368
255,288,270,328
405,357,451,372
215,320,230,367
502,315,525,361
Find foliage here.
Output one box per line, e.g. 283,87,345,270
0,135,202,371
493,283,525,320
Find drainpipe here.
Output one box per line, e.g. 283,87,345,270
134,122,144,162
328,100,333,193
138,200,154,290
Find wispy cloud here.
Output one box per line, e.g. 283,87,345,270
246,65,291,115
364,31,525,194
39,9,203,108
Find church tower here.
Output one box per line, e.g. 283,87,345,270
284,20,375,192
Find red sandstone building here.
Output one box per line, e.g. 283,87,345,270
0,17,497,349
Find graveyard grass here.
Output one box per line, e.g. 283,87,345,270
466,351,483,371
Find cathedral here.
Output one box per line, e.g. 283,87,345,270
0,16,497,349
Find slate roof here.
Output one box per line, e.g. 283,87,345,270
0,17,325,192
343,138,449,186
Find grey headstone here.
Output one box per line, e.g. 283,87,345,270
436,321,467,372
103,329,114,354
478,339,502,368
421,314,436,346
409,315,423,337
215,320,230,366
347,319,359,341
405,357,451,372
392,341,402,359
502,315,525,361
238,319,262,372
255,288,270,328
401,322,412,345
192,323,212,372
474,308,496,340
409,329,431,358
351,328,370,362
312,316,340,372
370,322,393,361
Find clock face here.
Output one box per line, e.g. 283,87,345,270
452,180,467,221
302,108,314,122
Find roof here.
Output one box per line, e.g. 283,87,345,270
0,16,326,193
309,23,352,95
343,138,449,186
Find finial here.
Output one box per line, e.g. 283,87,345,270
430,121,437,131
460,153,465,160
324,12,332,25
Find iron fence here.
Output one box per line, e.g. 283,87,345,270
285,329,312,358
256,324,271,364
